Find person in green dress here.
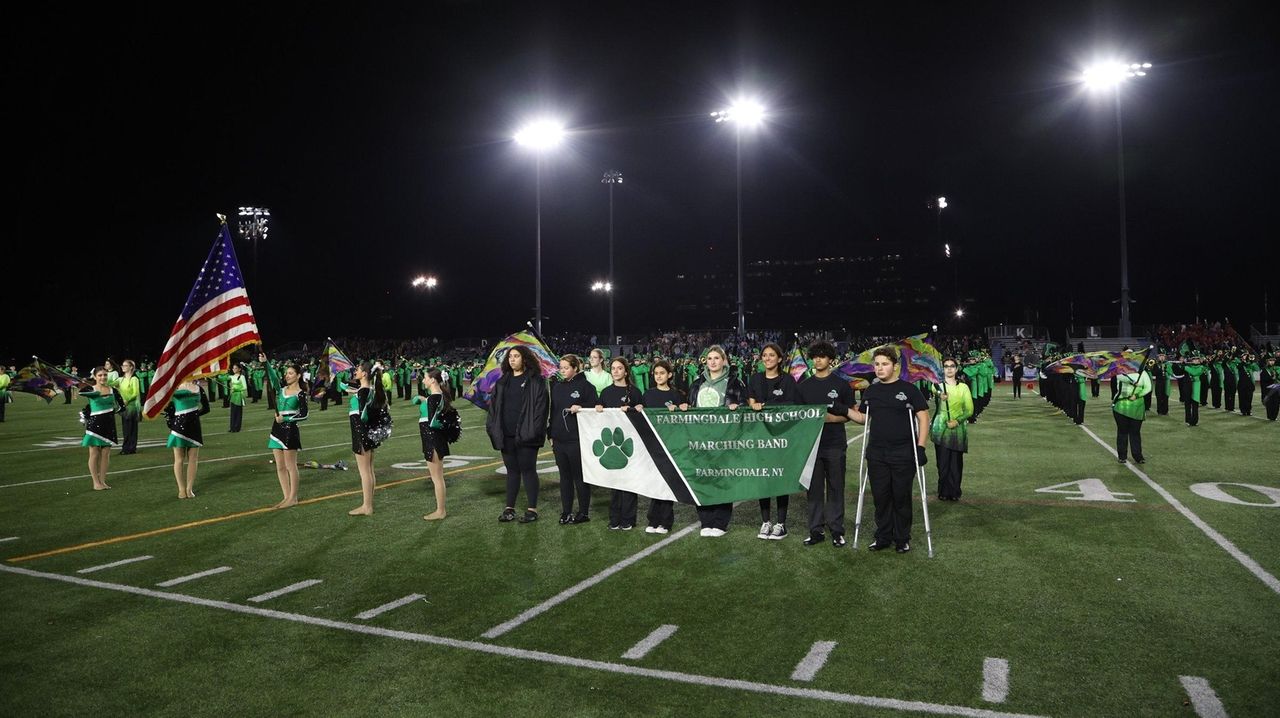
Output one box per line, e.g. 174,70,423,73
584,348,611,396
931,357,974,501
0,365,11,422
115,359,143,454
80,367,124,491
165,379,209,498
260,353,309,509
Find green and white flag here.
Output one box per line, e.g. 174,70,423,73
576,406,826,506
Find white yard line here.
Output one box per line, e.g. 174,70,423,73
247,579,323,603
1179,676,1228,718
156,566,233,587
0,563,1052,718
0,536,19,543
481,523,700,639
355,594,426,620
847,430,866,445
76,555,153,574
982,658,1010,703
790,640,838,682
1077,423,1280,597
621,624,679,660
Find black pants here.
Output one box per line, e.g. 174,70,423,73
695,503,731,530
0,395,5,421
1113,412,1145,461
65,388,73,404
759,495,789,524
647,499,674,529
1012,379,1022,398
935,444,964,499
1239,385,1254,416
1156,390,1169,416
501,440,540,509
1264,387,1280,421
1091,379,1100,398
229,404,243,432
552,440,590,516
1074,398,1086,425
806,451,846,536
867,443,915,545
121,410,139,453
1184,400,1199,426
1211,377,1222,408
1224,378,1236,411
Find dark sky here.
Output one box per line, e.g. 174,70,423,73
5,1,1278,363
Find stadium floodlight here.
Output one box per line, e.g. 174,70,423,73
590,281,612,292
937,196,948,209
412,275,438,289
236,206,270,286
514,120,565,150
1081,60,1151,337
602,170,623,341
514,117,568,335
955,308,965,318
712,98,767,336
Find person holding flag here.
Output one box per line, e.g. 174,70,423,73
596,356,645,530
80,367,125,491
165,378,209,498
549,354,597,526
931,357,973,501
485,345,549,524
748,342,799,540
640,359,685,534
687,345,745,537
797,341,855,547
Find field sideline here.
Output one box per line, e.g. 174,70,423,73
1,385,1277,717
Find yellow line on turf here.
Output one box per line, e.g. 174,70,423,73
6,452,545,564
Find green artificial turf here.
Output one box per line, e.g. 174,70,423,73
1,387,1277,717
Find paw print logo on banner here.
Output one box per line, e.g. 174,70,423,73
592,427,634,470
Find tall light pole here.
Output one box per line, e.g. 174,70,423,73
514,120,565,336
237,206,270,286
711,100,765,336
929,196,954,304
602,170,623,342
1084,61,1151,337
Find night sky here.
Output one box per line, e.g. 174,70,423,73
5,1,1278,364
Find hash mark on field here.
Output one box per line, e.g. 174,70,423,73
0,564,1054,718
621,624,678,660
0,536,18,543
355,594,426,620
76,555,153,574
481,523,699,639
247,579,322,603
156,566,232,587
982,658,1009,703
1179,676,1228,718
791,641,838,682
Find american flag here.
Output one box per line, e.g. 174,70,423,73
143,223,261,419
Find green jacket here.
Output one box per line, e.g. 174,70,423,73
1113,372,1151,421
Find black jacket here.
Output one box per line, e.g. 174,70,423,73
485,371,549,450
687,371,746,408
548,373,598,443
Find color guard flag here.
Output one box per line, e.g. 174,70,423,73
13,356,82,403
463,329,558,411
324,338,355,375
143,222,261,419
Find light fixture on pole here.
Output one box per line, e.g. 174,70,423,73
602,170,623,343
1083,60,1151,337
514,119,566,336
412,275,438,290
711,99,766,336
237,206,270,285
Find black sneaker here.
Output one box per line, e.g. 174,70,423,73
621,524,634,531
570,513,591,524
896,541,912,554
518,509,539,523
831,534,847,548
1136,458,1146,464
1118,457,1127,464
802,532,825,546
498,508,516,522
868,539,891,551
558,512,571,525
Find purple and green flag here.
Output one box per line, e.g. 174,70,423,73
324,338,354,375
463,329,559,410
13,356,82,403
787,345,810,382
836,332,942,387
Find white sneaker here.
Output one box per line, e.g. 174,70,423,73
757,521,772,539
702,528,726,538
769,523,788,540
650,526,669,535
644,526,657,534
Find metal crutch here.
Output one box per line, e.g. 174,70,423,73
851,406,871,548
908,405,935,558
